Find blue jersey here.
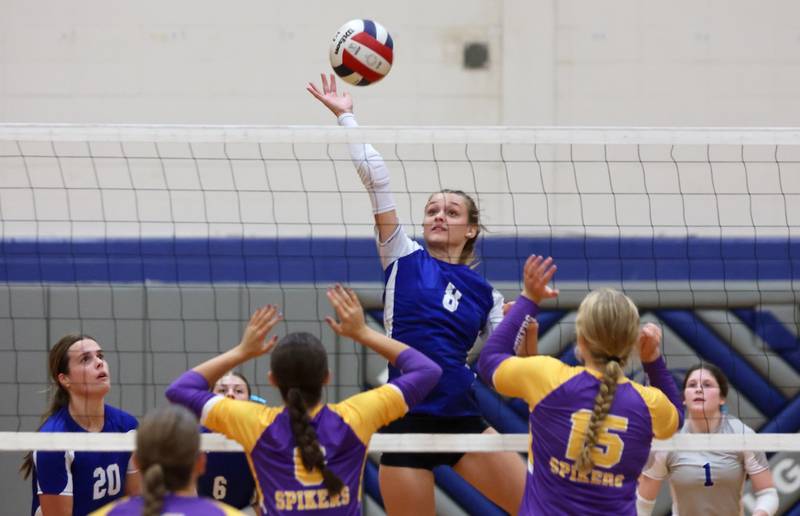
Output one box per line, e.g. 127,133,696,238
380,227,503,416
31,405,138,516
197,427,256,509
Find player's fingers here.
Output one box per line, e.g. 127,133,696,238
321,73,330,93
346,287,359,306
324,316,342,334
330,73,338,93
263,335,279,354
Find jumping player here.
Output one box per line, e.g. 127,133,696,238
307,73,526,516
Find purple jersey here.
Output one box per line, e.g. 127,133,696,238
477,296,682,515
166,348,440,515
89,494,242,515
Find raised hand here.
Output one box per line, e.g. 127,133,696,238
306,73,353,117
236,305,283,359
522,255,559,304
325,284,367,340
638,322,662,363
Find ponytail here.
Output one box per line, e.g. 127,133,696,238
21,334,91,479
142,464,167,516
575,359,623,472
286,388,344,495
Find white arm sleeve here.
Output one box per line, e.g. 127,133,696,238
338,113,396,214
752,487,779,516
636,491,656,516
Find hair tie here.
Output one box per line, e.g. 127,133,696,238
607,355,622,363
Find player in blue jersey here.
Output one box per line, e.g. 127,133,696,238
636,362,778,516
166,285,442,515
20,334,139,516
477,255,684,515
198,372,259,514
90,404,243,516
308,74,527,515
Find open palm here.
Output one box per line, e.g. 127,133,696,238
307,73,353,117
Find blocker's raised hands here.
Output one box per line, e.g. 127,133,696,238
521,255,559,304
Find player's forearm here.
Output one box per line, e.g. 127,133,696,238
191,347,251,388
642,356,684,428
338,113,397,217
388,348,442,408
477,295,540,386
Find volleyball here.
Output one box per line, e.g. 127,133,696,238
329,19,394,86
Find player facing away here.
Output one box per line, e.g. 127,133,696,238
308,73,526,516
197,372,260,513
90,404,243,516
20,334,139,516
165,285,442,515
477,256,684,515
636,363,778,516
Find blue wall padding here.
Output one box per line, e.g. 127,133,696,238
2,236,798,283
656,310,786,417
432,466,507,516
784,500,800,516
362,459,384,508
734,309,800,373
760,391,800,433
472,380,529,434
558,344,579,366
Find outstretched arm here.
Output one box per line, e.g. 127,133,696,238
166,306,283,416
325,285,441,408
638,324,684,431
477,256,558,385
307,73,399,243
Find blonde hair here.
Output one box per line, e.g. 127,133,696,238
137,405,200,516
574,288,640,472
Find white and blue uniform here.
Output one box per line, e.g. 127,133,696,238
197,427,257,510
380,226,504,416
31,405,138,516
642,415,770,516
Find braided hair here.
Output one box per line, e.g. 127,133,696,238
573,289,639,472
271,332,344,495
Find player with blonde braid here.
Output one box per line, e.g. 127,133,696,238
477,255,683,515
573,288,640,473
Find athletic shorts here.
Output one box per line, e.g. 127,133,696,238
379,414,489,470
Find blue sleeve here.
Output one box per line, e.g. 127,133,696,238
34,450,72,495
388,348,442,408
643,356,684,430
165,370,215,418
477,295,539,385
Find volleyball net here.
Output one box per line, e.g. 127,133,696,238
0,124,799,512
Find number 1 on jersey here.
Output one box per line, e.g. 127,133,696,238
703,462,714,486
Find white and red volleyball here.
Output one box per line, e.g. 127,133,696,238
329,19,394,86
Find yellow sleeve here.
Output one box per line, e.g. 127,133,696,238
329,384,408,445
214,500,247,515
88,498,126,516
492,355,580,411
631,383,681,439
203,397,282,453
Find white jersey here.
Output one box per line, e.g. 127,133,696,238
642,415,769,516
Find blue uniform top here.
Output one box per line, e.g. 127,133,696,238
197,427,257,509
31,404,138,516
380,226,503,416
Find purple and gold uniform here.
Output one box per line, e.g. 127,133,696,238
166,348,440,515
89,494,243,515
477,296,682,515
